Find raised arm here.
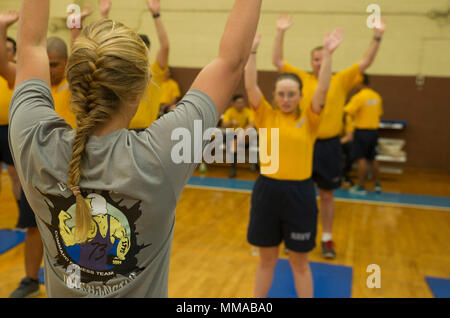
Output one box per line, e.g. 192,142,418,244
15,0,50,87
311,28,343,114
146,0,169,69
272,14,293,72
190,0,262,116
359,18,386,72
69,4,93,48
0,10,19,87
99,0,112,19
244,34,262,109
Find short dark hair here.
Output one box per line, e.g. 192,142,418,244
362,74,370,86
47,37,68,59
275,73,303,92
139,34,151,49
6,37,16,54
311,46,323,58
232,94,245,102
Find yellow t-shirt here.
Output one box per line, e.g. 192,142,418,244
282,61,363,139
343,113,355,135
51,78,75,128
344,88,383,129
222,106,255,128
129,61,167,129
160,78,181,106
253,96,321,181
0,77,14,126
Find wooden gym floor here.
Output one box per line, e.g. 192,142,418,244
0,166,449,298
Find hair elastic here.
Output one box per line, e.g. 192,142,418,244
71,186,81,197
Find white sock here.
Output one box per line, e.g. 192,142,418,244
322,233,332,242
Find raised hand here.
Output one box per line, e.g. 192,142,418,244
0,10,19,28
323,28,343,54
374,17,386,37
147,0,160,15
276,14,293,32
81,4,94,20
99,0,112,19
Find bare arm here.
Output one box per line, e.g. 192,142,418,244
244,34,262,109
15,0,50,87
190,0,262,116
69,4,93,48
340,131,353,144
99,0,112,19
311,28,343,114
272,15,293,72
147,0,169,69
359,18,386,72
0,10,19,87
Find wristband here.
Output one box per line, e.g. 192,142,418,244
374,36,382,42
251,51,257,54
153,13,160,19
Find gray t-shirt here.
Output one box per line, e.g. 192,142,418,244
9,79,217,297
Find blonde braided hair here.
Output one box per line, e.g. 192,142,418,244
66,19,150,243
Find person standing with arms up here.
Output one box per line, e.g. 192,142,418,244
245,28,343,297
272,14,386,259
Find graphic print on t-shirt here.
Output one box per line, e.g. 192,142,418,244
41,190,151,285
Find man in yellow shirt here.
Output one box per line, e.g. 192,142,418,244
344,74,383,194
273,14,386,259
0,14,21,210
127,0,170,130
222,94,256,178
159,68,181,114
47,37,75,127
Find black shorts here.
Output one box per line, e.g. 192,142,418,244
247,175,318,253
351,129,379,161
16,189,37,229
312,136,342,190
0,125,14,166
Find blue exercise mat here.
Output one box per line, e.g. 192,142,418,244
0,229,26,254
267,259,353,298
426,276,450,298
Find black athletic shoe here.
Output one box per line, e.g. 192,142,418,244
9,277,40,298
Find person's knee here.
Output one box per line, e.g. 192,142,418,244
259,251,278,269
319,189,334,202
289,255,310,274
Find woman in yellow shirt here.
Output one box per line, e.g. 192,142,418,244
245,30,342,298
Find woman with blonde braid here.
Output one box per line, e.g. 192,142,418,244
9,0,261,297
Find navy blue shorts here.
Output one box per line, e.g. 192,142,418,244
351,129,379,161
16,189,37,229
0,125,14,166
312,136,342,190
247,175,318,253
